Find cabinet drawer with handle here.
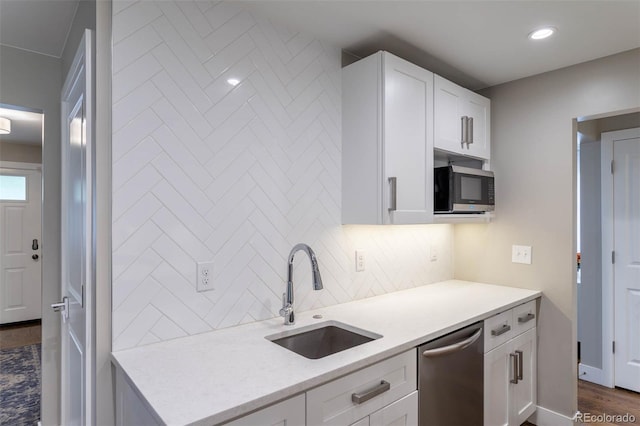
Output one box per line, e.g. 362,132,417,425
513,300,537,335
484,309,514,352
306,349,417,426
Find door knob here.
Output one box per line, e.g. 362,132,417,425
51,296,69,321
32,254,39,260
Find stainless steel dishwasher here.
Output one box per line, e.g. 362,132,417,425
418,321,484,426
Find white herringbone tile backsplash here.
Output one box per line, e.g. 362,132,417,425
112,0,454,351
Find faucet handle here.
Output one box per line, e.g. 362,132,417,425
279,292,292,317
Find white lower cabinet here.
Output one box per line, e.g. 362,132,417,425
115,367,161,426
307,349,417,426
224,394,305,426
369,391,418,426
484,303,537,426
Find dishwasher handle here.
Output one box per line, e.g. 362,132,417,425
422,327,483,357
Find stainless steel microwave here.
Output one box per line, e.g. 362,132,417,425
434,165,495,213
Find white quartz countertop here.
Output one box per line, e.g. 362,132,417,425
111,280,541,425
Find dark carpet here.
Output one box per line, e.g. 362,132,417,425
0,344,41,426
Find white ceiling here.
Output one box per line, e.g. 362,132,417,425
0,106,44,146
0,0,637,90
0,0,77,146
242,1,640,89
0,0,79,58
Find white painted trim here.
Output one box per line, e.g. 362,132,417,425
0,161,42,170
94,0,114,424
600,134,615,388
601,127,640,390
528,405,578,426
578,363,606,387
60,28,95,426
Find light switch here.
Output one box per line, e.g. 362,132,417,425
430,245,438,262
511,245,532,264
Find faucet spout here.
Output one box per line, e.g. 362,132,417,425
280,243,323,325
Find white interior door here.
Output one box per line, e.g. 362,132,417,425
57,29,94,425
0,165,42,324
613,129,640,393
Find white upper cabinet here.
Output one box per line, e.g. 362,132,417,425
342,51,434,224
434,75,491,160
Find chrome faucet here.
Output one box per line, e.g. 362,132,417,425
279,243,323,325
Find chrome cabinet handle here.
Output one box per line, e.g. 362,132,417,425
491,324,511,336
422,328,483,357
460,116,467,148
516,350,524,380
468,117,474,145
518,313,535,323
510,353,519,384
388,177,397,212
352,380,391,404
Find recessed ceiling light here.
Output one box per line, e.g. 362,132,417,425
227,78,240,86
528,27,556,40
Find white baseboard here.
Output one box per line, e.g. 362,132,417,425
528,405,578,426
578,363,608,387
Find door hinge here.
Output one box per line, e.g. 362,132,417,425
611,160,614,174
612,251,615,264
613,341,616,354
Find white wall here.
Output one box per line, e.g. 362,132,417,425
455,48,640,418
0,141,42,163
111,1,454,351
577,139,602,369
0,44,61,425
61,0,96,78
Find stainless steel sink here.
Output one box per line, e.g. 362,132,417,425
266,321,382,359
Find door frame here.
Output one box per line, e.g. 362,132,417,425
600,127,640,388
59,28,95,425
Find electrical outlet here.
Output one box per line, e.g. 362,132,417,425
511,245,532,264
196,261,215,292
355,249,366,272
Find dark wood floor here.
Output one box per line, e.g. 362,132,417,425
0,319,41,349
577,379,640,425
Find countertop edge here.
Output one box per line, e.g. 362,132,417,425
111,282,542,425
198,290,542,425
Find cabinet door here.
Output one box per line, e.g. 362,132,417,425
464,92,490,160
434,75,491,161
307,349,417,426
224,394,305,426
484,342,511,426
383,53,434,224
370,391,418,426
115,368,161,426
509,328,537,426
434,75,465,155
